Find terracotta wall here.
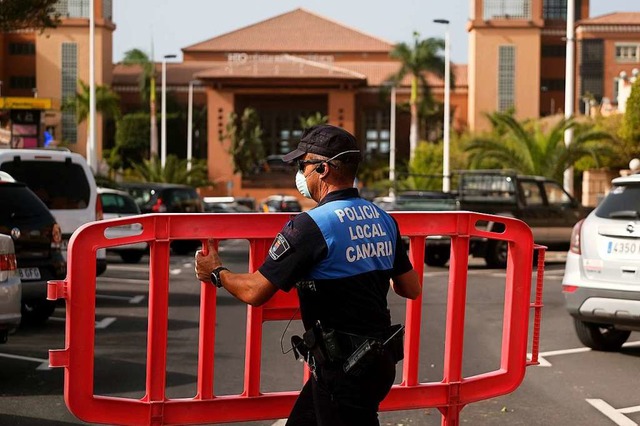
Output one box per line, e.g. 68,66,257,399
206,88,236,192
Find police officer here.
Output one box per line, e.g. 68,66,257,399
195,124,421,425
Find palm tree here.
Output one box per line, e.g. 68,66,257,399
131,154,211,187
465,112,616,182
122,48,158,158
61,80,120,124
388,32,446,161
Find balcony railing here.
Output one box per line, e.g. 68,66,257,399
53,0,113,21
483,0,532,20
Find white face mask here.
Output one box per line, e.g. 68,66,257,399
296,170,312,199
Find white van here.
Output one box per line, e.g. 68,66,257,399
0,148,107,275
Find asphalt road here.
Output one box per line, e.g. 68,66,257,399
1,243,639,426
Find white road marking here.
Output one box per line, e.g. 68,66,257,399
98,277,149,285
96,294,145,304
270,420,287,426
586,399,638,426
170,268,182,275
129,295,145,304
530,341,640,367
0,353,50,370
49,316,117,330
95,317,116,329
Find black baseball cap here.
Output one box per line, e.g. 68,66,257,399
282,124,361,163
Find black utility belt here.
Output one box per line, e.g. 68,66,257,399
291,322,405,376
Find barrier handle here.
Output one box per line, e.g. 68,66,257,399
528,245,546,366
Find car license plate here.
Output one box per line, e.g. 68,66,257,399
18,268,41,280
606,240,640,256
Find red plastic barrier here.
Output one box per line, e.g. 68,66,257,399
48,212,545,425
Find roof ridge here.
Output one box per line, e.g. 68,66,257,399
183,9,302,52
291,8,395,47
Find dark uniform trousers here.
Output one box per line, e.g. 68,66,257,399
286,350,396,426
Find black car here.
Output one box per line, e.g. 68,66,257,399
119,183,204,254
0,181,66,324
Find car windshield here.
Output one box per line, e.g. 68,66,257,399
595,184,640,219
1,161,90,210
0,185,50,220
101,193,140,214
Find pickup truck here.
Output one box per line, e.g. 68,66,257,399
375,170,589,268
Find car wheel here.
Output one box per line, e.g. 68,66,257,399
574,318,631,351
120,250,144,264
21,299,57,325
485,240,508,268
425,248,450,267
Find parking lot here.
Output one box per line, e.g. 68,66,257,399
1,245,639,425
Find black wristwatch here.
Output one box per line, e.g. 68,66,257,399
210,266,229,288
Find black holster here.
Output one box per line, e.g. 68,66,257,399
291,322,405,376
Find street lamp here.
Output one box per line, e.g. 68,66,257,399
434,19,451,192
389,85,397,197
563,0,576,195
161,54,177,169
187,80,201,173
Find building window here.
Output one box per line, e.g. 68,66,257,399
615,44,640,63
61,43,78,143
541,44,565,57
483,0,531,20
363,109,391,156
102,0,113,21
580,39,604,110
9,42,35,55
53,0,90,18
498,46,516,112
542,0,582,20
9,76,36,89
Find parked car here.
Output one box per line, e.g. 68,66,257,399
374,191,460,266
119,182,203,254
0,148,106,275
0,177,65,324
203,197,253,213
259,195,302,212
562,172,640,351
99,187,147,263
0,234,22,342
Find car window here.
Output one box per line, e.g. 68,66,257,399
125,187,156,207
595,184,640,218
1,161,90,210
521,181,544,206
101,193,140,214
0,185,51,220
543,181,572,205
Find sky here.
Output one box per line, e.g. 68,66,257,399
112,0,640,65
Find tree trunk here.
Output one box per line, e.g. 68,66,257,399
149,76,158,158
409,75,419,162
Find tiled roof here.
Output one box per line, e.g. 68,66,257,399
112,59,468,89
112,62,218,85
195,54,367,81
337,62,468,88
578,12,640,26
182,8,394,53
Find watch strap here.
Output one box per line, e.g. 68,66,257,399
210,266,229,288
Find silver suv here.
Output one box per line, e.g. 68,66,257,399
563,173,640,351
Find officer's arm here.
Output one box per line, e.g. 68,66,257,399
216,270,279,307
391,269,421,300
195,241,278,307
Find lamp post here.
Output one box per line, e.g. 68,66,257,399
161,54,177,169
563,0,576,195
434,19,451,192
187,80,200,172
87,0,97,173
389,85,397,197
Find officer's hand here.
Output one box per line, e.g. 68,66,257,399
195,239,222,283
